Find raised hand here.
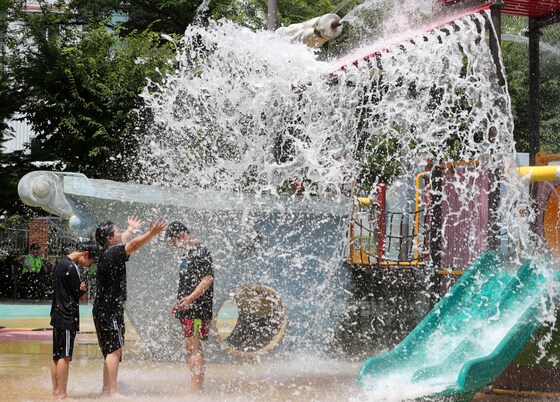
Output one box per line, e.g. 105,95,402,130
149,218,168,235
127,215,144,231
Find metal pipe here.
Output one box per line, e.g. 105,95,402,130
492,388,560,398
429,165,443,268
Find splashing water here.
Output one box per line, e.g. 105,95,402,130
130,2,560,399
136,8,535,260
137,20,334,194
337,0,435,52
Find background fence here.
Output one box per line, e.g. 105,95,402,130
0,217,80,299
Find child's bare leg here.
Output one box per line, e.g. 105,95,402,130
56,357,70,398
51,359,58,397
103,349,123,397
185,335,205,393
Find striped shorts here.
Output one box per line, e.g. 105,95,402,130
96,318,125,360
52,327,77,361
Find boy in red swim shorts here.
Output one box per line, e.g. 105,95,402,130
166,221,214,394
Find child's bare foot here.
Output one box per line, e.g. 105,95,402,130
107,392,127,399
101,390,126,399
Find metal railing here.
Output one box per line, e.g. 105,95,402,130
0,217,78,256
0,228,28,256
349,197,429,267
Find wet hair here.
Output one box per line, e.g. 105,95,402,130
77,240,101,260
95,221,115,247
165,221,189,239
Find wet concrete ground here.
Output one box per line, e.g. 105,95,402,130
1,352,359,401
1,350,558,401
1,305,558,401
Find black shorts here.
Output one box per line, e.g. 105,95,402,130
96,318,125,359
53,327,77,361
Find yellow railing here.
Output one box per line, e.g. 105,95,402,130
348,197,378,266
350,157,560,269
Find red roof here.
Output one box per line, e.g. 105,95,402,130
502,0,560,17
441,1,560,18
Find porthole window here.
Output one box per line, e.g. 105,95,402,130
213,284,288,357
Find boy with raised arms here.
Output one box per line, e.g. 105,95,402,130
94,217,167,397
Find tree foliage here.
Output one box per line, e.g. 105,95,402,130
104,0,341,33
8,12,176,180
1,2,559,218
502,16,560,154
1,0,351,216
101,0,204,35
0,1,34,215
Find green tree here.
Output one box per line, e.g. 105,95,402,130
0,0,19,149
539,23,560,154
210,0,344,30
502,16,560,155
100,0,342,34
104,0,204,35
0,1,38,216
9,13,176,180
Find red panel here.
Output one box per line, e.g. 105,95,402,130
441,0,560,17
503,0,560,17
333,3,491,71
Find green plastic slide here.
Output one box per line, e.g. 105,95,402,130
357,251,558,402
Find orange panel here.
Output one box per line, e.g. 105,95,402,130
544,185,560,256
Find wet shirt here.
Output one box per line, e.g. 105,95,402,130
175,244,214,320
50,256,85,331
93,244,129,330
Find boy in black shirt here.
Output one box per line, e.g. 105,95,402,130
166,221,214,394
50,240,100,399
93,218,167,397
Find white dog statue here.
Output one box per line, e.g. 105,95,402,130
275,13,343,48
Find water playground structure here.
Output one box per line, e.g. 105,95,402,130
16,0,560,400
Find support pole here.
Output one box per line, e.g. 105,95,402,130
487,2,503,251
487,127,501,251
528,17,541,235
267,0,277,31
489,2,505,86
429,165,443,268
429,164,443,303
